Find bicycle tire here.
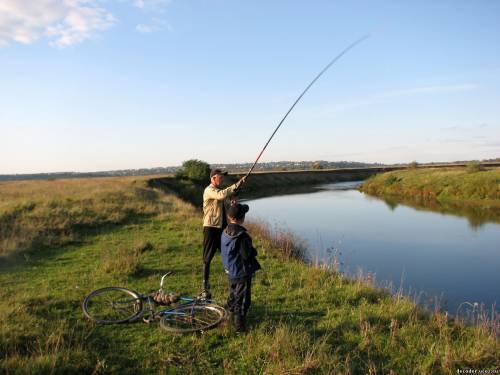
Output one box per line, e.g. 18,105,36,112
159,303,225,333
83,286,143,324
209,303,228,320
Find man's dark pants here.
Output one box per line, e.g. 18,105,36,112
202,226,222,288
227,276,252,316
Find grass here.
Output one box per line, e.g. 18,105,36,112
1,176,499,374
0,177,169,255
360,167,500,209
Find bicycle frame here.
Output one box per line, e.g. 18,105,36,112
82,272,226,331
138,273,216,322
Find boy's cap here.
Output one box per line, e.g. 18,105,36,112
227,203,249,220
210,169,228,178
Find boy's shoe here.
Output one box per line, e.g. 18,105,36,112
234,314,247,333
222,311,234,327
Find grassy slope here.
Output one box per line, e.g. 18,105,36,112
1,177,498,374
360,167,500,208
0,177,166,255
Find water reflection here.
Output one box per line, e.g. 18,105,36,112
368,193,500,230
247,181,500,315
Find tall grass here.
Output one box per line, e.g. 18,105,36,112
0,177,173,255
360,167,500,207
245,219,307,261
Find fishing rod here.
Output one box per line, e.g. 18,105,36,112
244,34,370,179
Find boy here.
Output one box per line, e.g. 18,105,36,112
221,203,261,332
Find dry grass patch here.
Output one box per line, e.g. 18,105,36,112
246,219,307,260
0,176,175,255
102,245,143,276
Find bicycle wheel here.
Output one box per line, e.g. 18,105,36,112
159,303,225,333
209,303,228,320
83,287,143,324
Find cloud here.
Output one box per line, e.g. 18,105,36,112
0,0,116,47
133,0,146,8
441,123,495,132
441,126,461,131
478,141,500,149
135,23,153,33
135,17,171,33
375,84,478,100
133,0,172,34
132,0,171,11
436,137,500,151
303,82,480,119
0,0,174,47
320,146,409,159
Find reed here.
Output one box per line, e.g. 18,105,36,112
245,219,307,261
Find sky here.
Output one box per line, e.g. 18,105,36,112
1,0,499,174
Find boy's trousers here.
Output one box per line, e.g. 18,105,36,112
227,276,252,316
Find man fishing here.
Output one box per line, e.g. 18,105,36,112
201,169,246,298
200,35,368,299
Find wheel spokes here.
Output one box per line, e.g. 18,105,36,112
85,289,141,323
160,305,224,332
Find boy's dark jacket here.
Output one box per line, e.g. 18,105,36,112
221,223,261,280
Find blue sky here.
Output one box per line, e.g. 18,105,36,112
1,0,499,174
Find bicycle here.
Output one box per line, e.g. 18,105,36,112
82,272,226,333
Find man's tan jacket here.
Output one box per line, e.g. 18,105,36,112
203,181,242,228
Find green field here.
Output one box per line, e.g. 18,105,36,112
360,167,500,209
1,177,498,374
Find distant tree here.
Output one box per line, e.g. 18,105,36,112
176,159,211,182
407,161,419,169
311,161,323,170
466,160,484,173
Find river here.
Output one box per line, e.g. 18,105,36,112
247,181,500,316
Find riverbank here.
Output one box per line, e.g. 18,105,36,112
148,167,393,205
360,167,500,210
1,177,498,373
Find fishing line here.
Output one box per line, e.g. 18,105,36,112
245,34,371,179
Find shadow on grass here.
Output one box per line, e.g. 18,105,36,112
130,266,195,280
149,175,336,207
148,177,205,207
0,213,157,272
252,302,325,324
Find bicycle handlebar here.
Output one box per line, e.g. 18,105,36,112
160,272,173,289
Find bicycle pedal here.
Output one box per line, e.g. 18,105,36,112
143,315,159,324
199,290,212,300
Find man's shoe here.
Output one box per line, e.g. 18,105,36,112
202,280,211,291
199,289,212,300
234,314,247,333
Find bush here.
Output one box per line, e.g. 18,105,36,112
176,159,211,182
466,160,484,173
133,240,154,253
311,162,323,170
384,175,401,186
103,245,142,276
407,161,419,169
